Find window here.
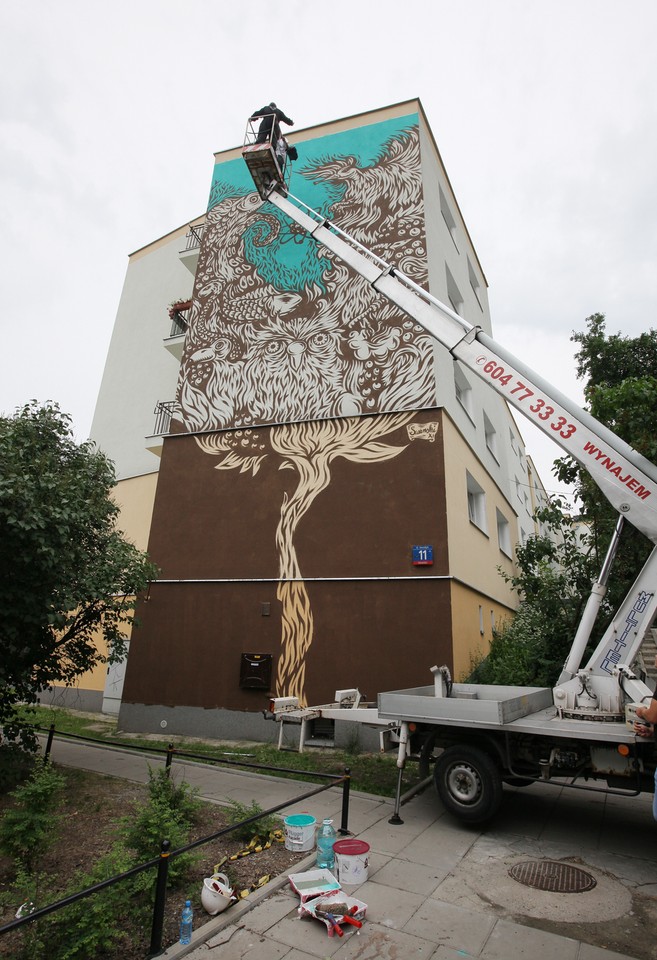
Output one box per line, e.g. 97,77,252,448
440,186,459,251
478,605,484,636
483,413,498,461
509,429,517,454
468,258,483,310
496,509,512,557
454,362,473,418
516,477,522,502
446,266,463,316
466,471,487,533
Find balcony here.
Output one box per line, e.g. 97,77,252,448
179,221,206,275
163,301,191,361
145,401,181,456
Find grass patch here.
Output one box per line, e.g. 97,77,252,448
22,705,412,798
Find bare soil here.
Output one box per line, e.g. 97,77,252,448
0,766,308,959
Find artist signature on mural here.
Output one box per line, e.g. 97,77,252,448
407,422,439,442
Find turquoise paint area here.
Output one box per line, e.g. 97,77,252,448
208,114,419,292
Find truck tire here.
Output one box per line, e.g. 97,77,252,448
434,745,503,823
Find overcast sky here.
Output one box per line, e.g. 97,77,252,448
2,0,656,505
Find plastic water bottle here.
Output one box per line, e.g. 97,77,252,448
316,818,336,870
179,900,193,945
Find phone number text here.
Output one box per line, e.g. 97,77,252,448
475,358,577,440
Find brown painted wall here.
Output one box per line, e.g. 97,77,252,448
122,410,451,709
124,579,451,710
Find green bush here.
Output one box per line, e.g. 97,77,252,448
119,766,201,882
0,761,65,870
145,765,202,822
223,798,279,842
42,847,138,960
6,848,139,960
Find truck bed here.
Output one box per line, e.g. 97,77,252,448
377,683,636,743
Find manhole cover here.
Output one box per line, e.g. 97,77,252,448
509,860,597,893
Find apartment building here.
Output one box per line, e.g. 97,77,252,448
69,100,545,740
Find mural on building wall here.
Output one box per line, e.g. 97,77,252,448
197,410,416,702
179,115,435,432
179,115,436,705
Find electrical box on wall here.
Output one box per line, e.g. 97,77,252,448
239,653,273,689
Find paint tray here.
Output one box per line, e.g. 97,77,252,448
300,892,367,924
288,868,341,903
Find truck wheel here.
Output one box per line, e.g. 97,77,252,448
434,745,503,823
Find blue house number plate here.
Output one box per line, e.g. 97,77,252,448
412,545,433,566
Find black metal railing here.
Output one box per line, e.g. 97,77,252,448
0,725,352,957
152,400,179,436
182,222,206,252
169,312,188,337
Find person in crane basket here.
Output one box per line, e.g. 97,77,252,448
250,102,294,145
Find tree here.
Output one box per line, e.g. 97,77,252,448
555,312,657,614
197,411,414,703
470,499,606,687
473,313,657,687
0,402,158,742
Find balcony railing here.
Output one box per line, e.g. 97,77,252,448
169,312,188,337
152,401,179,436
182,221,205,252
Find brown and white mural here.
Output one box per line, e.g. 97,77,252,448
197,411,417,703
124,114,452,718
179,116,435,432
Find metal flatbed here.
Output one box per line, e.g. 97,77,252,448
376,684,636,744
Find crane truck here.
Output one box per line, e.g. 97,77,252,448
241,129,657,823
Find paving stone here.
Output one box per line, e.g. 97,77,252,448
331,920,441,959
204,925,291,958
267,911,347,956
429,948,480,959
403,898,495,955
357,820,430,857
372,857,448,896
577,943,640,960
400,822,477,870
283,949,328,960
348,878,425,929
480,918,579,959
359,849,391,881
242,891,299,934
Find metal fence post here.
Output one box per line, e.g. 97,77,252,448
148,839,171,957
339,767,351,835
44,723,55,762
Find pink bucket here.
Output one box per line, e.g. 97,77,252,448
332,839,370,885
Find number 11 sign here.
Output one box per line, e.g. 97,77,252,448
412,545,433,566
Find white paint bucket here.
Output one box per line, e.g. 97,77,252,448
284,814,317,852
333,839,370,885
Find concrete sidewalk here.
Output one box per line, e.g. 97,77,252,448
46,736,657,960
